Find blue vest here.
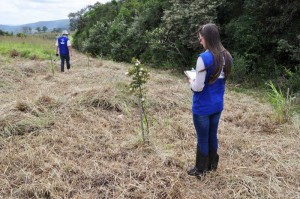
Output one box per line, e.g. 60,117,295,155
192,51,225,116
57,36,69,55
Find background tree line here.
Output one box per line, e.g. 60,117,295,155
0,26,63,35
0,30,12,36
70,0,299,93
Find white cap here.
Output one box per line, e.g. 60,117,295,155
62,30,69,35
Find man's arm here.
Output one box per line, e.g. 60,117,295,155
67,40,72,56
68,46,72,56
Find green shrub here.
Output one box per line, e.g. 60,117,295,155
20,50,31,58
284,66,300,94
230,54,249,84
16,33,26,37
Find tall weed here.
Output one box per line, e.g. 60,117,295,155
266,81,293,123
49,53,55,75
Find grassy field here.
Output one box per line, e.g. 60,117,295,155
0,35,55,60
0,37,299,198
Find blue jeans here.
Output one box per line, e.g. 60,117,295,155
60,54,70,72
193,112,222,156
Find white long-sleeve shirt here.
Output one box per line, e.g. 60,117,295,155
190,57,206,92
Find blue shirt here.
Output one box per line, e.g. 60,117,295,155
192,51,225,116
57,36,70,55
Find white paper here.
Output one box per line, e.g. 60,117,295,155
184,70,196,80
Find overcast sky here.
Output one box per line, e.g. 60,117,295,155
0,0,111,25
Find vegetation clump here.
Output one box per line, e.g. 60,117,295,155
127,58,150,143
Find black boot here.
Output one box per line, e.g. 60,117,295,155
187,148,209,176
208,149,219,171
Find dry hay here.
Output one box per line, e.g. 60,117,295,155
0,97,56,137
74,88,123,112
0,52,299,199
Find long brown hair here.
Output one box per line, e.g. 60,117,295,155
198,23,232,84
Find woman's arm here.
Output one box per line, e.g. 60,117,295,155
190,57,206,92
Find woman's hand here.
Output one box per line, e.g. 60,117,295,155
188,78,194,84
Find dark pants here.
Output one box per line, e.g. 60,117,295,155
60,54,70,72
193,112,222,156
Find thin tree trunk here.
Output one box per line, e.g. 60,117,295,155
285,88,290,122
141,101,149,144
138,95,145,143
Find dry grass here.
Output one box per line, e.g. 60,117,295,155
0,52,299,199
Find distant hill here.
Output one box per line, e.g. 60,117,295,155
0,19,69,34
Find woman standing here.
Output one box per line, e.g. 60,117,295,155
187,23,232,176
